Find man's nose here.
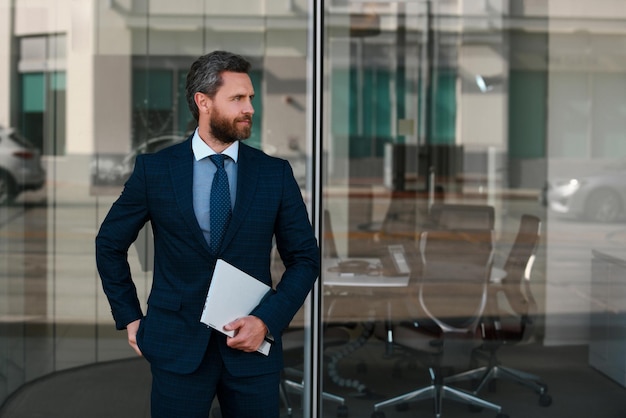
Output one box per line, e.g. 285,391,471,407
243,100,254,115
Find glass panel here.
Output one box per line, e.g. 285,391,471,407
19,36,46,61
3,0,626,416
509,70,547,159
132,68,175,141
591,73,626,157
2,1,316,416
321,1,626,418
21,73,45,112
548,72,589,158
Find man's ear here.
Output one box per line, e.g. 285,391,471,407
194,92,211,115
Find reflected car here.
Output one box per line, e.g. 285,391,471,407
91,135,185,186
0,127,46,205
117,135,186,181
544,161,626,223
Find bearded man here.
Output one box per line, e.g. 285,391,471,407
96,50,319,418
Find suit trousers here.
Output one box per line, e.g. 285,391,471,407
149,333,280,418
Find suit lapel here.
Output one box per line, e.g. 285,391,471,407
170,138,213,255
220,143,259,252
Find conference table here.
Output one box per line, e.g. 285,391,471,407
323,258,411,287
321,257,414,394
320,257,507,395
322,257,413,336
321,258,506,322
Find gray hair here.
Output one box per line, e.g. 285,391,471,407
185,51,252,122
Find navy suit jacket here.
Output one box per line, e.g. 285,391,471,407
95,138,320,377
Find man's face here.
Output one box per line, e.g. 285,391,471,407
207,71,255,144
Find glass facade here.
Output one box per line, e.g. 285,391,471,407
1,1,626,417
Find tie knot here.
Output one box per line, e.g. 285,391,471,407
209,153,226,168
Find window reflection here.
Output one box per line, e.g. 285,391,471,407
1,1,626,417
321,1,626,417
1,1,314,414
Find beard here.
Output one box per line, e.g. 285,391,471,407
209,109,252,144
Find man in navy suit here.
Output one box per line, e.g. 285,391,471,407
95,51,319,418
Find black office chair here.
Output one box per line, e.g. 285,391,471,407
371,229,508,418
444,214,552,407
428,203,495,231
377,192,428,243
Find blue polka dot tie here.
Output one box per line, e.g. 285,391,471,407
209,154,231,255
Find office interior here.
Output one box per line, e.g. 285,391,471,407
1,1,626,417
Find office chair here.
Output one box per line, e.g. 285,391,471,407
371,229,508,418
428,203,495,231
444,214,552,407
377,192,427,243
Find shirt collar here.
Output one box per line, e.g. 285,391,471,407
192,127,239,162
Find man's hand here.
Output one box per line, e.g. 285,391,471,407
223,316,268,352
126,319,143,357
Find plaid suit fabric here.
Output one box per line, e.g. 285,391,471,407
150,335,280,418
96,137,319,415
